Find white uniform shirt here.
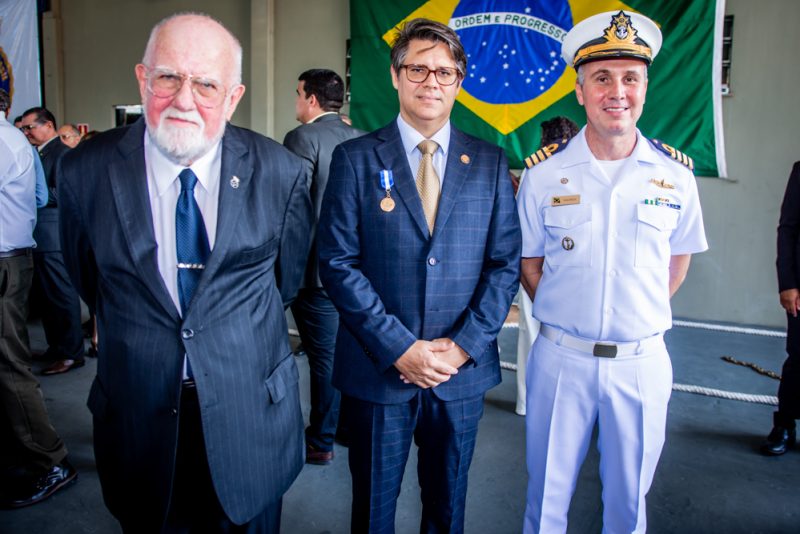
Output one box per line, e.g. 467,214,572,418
0,111,36,252
144,132,221,314
517,127,708,342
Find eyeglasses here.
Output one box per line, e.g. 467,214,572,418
400,64,461,86
144,67,227,108
19,122,43,132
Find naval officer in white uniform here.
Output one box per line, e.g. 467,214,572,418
517,11,708,534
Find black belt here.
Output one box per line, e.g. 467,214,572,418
0,248,32,259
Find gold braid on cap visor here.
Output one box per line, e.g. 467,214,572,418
574,42,652,65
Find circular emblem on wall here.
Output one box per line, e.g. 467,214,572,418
450,0,572,104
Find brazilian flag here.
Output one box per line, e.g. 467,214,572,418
349,0,725,176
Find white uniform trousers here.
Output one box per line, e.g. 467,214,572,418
516,289,540,416
523,332,672,534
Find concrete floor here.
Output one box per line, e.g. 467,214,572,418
0,317,798,533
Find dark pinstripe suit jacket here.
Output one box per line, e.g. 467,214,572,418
33,137,69,252
58,119,312,527
318,121,521,404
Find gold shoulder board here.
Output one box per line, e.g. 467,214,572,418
649,138,695,171
524,139,571,169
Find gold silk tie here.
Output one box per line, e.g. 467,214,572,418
416,139,441,235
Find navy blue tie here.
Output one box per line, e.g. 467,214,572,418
176,168,210,315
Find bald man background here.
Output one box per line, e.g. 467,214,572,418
59,13,311,532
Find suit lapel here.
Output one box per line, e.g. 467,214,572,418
108,121,180,321
433,128,472,238
189,127,253,308
374,123,430,238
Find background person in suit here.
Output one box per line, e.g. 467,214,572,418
766,160,800,455
18,107,85,376
59,13,311,532
318,18,520,533
283,68,363,465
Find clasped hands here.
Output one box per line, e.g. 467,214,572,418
394,338,469,389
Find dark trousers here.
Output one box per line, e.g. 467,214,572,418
291,288,340,451
32,251,84,361
344,391,485,534
778,312,800,424
147,384,281,534
0,252,66,472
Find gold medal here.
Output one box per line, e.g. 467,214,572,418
380,197,395,212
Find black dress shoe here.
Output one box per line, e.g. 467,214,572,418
1,459,77,509
41,358,86,375
761,425,796,456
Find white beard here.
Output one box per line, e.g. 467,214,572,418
146,106,226,166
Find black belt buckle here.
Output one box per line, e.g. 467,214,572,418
593,343,617,358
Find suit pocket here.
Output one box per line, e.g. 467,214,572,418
265,354,300,404
87,377,110,421
234,235,279,267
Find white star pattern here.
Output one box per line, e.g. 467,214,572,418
460,8,565,100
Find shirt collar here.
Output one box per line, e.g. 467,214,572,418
37,135,58,152
144,131,223,197
306,111,338,124
560,127,659,167
396,115,450,157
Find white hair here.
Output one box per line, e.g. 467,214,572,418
142,12,243,85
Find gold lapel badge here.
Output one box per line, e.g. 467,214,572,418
230,176,241,189
460,154,470,164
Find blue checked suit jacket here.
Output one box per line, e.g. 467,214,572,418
58,119,311,528
318,121,521,404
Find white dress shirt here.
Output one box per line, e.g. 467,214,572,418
396,115,450,188
144,132,221,315
0,111,37,252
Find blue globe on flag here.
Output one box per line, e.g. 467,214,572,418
451,0,572,104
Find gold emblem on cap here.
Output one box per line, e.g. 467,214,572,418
230,176,240,189
460,154,470,164
574,11,652,67
560,177,569,184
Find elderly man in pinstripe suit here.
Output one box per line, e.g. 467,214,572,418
59,13,311,532
318,18,520,534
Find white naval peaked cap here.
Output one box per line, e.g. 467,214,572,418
561,10,662,68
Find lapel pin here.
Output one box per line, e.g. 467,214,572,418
460,154,470,164
230,176,240,189
560,177,569,184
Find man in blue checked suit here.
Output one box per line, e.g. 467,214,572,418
58,13,310,532
318,18,521,534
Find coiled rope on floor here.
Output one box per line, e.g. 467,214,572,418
499,360,779,406
500,319,782,406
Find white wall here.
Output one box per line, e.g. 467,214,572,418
672,0,800,327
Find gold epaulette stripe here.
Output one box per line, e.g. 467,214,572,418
524,140,570,168
650,139,695,171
